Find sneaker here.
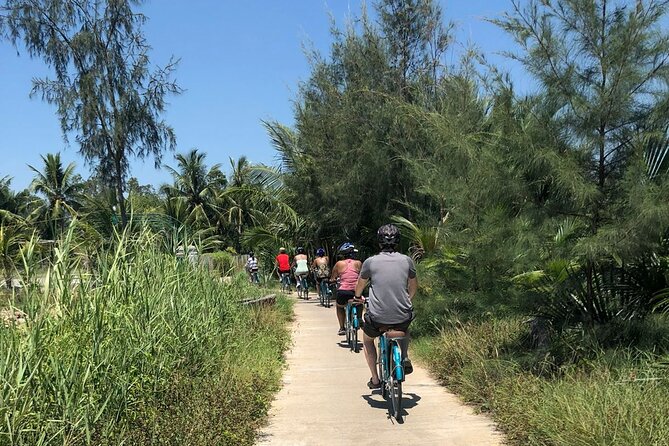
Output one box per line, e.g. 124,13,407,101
337,328,346,336
403,358,413,375
367,378,382,389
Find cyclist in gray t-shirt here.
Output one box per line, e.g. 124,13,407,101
354,224,417,389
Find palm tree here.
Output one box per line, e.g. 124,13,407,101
0,224,27,288
217,160,299,250
163,149,225,228
28,153,82,238
0,176,32,223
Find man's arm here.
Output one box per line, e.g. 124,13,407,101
354,277,369,299
408,276,417,301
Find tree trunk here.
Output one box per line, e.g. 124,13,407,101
585,260,595,325
114,156,127,227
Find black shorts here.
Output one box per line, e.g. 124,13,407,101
362,312,412,338
336,289,360,307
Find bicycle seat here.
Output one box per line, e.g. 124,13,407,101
385,335,406,341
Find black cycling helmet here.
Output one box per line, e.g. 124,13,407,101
296,246,305,254
248,251,254,257
377,224,400,249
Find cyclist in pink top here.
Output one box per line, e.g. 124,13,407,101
330,242,362,335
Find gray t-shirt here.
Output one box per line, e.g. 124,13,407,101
360,251,416,324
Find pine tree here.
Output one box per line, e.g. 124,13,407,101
2,0,181,227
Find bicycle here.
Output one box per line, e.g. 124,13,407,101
318,278,332,307
296,273,309,299
249,270,260,285
279,272,291,293
377,332,405,421
345,298,363,352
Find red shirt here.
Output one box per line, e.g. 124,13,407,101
276,253,290,272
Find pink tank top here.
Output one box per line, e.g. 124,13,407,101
339,259,359,291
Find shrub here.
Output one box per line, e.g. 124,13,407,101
0,225,291,445
208,250,236,277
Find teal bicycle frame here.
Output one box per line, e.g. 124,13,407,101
319,280,331,307
379,334,404,382
378,332,405,421
345,300,362,352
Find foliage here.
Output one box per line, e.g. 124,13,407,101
267,0,669,329
0,177,32,224
28,152,83,239
0,223,29,288
0,223,291,445
163,149,225,229
266,0,452,246
208,250,236,277
415,314,669,446
2,0,182,226
127,177,161,213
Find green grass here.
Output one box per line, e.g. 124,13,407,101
0,226,292,445
414,294,669,446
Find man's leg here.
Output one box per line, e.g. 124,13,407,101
363,332,379,384
386,328,412,375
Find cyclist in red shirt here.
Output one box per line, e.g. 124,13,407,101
276,247,292,292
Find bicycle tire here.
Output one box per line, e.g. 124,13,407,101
301,277,308,300
389,343,403,420
389,375,402,421
345,307,352,346
353,325,359,353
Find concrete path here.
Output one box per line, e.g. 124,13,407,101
256,296,504,446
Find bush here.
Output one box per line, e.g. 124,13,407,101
415,312,669,445
0,226,291,445
208,250,236,277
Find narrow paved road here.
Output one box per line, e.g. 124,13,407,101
256,296,504,446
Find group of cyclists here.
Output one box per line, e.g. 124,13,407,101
245,223,416,389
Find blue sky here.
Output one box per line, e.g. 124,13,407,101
1,0,524,191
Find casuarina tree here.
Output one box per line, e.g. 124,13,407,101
1,0,182,227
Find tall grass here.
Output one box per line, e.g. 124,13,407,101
0,224,291,445
414,317,669,445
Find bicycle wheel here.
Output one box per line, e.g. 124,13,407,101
353,324,359,353
389,343,403,420
347,308,353,350
389,375,403,421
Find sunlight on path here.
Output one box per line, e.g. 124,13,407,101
256,296,504,446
